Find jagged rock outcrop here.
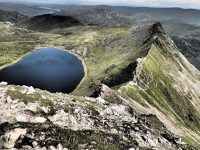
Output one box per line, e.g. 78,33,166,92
0,83,192,150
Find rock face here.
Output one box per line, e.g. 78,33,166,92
0,84,190,150
0,128,27,149
16,14,83,31
0,22,200,149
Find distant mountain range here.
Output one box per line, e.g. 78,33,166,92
1,3,200,70
54,5,200,26
0,2,61,16
0,9,27,23
2,2,200,149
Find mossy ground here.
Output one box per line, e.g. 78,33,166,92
0,122,138,150
7,86,53,107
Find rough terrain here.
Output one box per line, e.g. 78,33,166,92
0,16,200,149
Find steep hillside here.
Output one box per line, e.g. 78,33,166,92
161,21,200,70
0,9,27,23
16,14,82,31
118,22,200,147
55,6,200,71
1,22,200,149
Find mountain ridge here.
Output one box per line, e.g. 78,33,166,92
120,22,200,146
0,19,200,149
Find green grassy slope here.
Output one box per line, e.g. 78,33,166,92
119,23,200,147
1,22,200,147
0,23,148,96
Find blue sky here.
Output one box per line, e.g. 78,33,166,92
3,0,200,9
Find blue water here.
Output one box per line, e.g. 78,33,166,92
0,48,84,93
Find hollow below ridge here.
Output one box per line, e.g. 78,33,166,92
0,48,85,93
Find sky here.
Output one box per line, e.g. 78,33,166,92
2,0,200,9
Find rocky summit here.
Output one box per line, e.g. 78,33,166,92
0,10,200,150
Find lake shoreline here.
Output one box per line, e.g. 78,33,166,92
0,46,87,94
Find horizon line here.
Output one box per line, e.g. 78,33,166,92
0,1,200,10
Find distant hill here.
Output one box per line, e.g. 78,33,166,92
0,9,27,23
56,5,200,27
54,5,200,70
0,2,59,16
95,5,200,26
3,3,200,70
16,14,83,31
57,7,130,26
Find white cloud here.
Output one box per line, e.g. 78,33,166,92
73,0,200,8
4,0,200,9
